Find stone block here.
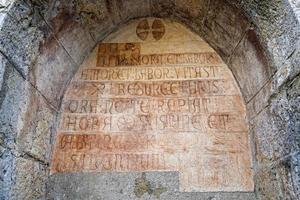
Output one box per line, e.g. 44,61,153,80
58,23,95,65
15,87,56,162
287,75,300,150
0,0,51,78
71,0,115,42
112,0,151,23
276,152,300,199
174,0,209,33
0,147,14,200
229,29,274,102
151,0,175,18
255,166,284,200
248,0,300,70
0,56,56,162
254,152,300,199
272,43,300,91
202,0,249,59
250,108,277,164
246,80,272,121
47,172,179,200
42,0,95,65
251,77,300,164
11,157,48,200
289,0,300,21
0,60,28,149
30,34,76,108
269,90,299,160
0,52,8,89
46,172,257,200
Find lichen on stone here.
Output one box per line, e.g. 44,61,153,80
134,173,167,199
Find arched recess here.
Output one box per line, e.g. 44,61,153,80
0,0,299,199
49,18,254,197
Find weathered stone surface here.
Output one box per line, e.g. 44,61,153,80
201,0,250,59
250,108,277,164
250,74,300,199
0,0,12,27
115,0,151,23
229,29,274,102
289,0,300,21
255,151,300,200
0,0,50,78
58,24,94,66
255,166,284,200
0,146,14,200
72,0,115,42
151,0,175,18
11,157,48,200
15,89,56,162
0,59,29,150
251,85,300,165
47,172,256,200
246,0,300,71
290,152,300,198
30,34,76,108
287,75,300,150
174,0,209,32
51,19,253,193
246,80,272,121
269,92,298,160
276,152,300,199
43,1,95,66
272,41,300,91
0,56,56,162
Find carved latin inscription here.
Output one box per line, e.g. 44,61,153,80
51,19,253,192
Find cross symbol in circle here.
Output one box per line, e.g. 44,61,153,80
136,19,165,41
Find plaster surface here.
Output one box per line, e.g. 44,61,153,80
51,18,254,193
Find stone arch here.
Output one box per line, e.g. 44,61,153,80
0,0,299,199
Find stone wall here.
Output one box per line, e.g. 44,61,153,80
0,0,299,199
289,0,300,21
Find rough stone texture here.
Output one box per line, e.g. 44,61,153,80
272,40,300,92
251,74,300,198
0,57,32,150
72,0,115,41
250,81,300,165
42,0,95,65
277,152,300,199
290,152,300,198
0,53,56,199
0,56,56,161
47,172,257,200
11,157,49,200
229,29,274,102
252,0,300,77
0,0,50,78
0,146,14,200
289,0,300,21
255,165,284,200
174,0,209,32
255,152,300,200
110,0,151,23
201,0,250,60
30,34,76,108
246,80,272,121
151,0,175,18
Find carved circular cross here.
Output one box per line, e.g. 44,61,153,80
136,19,165,41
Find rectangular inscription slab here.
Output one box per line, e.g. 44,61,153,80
51,18,254,193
